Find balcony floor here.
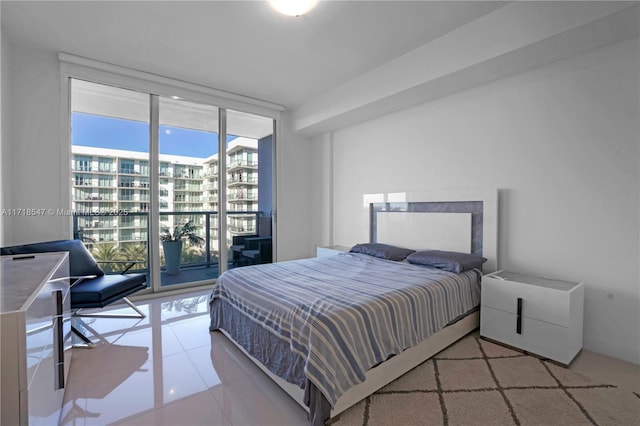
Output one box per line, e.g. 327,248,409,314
158,262,256,286
160,265,220,286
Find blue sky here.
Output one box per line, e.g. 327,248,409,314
72,112,236,158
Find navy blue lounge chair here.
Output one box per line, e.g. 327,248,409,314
1,239,147,346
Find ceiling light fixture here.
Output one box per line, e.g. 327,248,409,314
269,0,318,17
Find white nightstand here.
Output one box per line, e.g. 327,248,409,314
316,245,350,257
480,270,584,365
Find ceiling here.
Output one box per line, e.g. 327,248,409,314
1,1,507,109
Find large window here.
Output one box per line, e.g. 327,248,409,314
69,78,276,293
71,79,151,281
119,159,135,174
226,109,274,269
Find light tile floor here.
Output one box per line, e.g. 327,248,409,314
61,290,308,426
60,290,640,426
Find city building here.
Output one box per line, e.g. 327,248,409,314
71,138,260,258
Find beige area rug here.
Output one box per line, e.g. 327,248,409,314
333,332,640,426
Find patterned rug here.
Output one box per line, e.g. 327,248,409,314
333,332,640,426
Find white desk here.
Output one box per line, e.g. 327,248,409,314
1,253,72,425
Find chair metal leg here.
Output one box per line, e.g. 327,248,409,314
71,325,96,349
73,297,146,319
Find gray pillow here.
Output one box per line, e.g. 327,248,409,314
350,243,415,261
406,250,486,273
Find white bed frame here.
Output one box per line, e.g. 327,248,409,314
222,189,499,421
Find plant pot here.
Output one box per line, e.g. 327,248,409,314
163,240,183,275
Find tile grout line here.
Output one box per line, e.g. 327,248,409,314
181,341,236,426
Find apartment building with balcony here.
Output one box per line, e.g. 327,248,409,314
224,141,260,235
71,137,260,251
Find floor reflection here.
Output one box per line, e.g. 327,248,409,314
61,290,308,426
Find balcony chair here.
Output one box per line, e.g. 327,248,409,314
231,235,252,266
0,239,147,347
230,216,272,266
241,237,272,265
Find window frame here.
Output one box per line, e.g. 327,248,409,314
60,53,281,295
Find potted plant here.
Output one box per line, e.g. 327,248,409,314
160,222,205,274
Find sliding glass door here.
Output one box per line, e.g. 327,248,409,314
226,109,274,269
70,79,151,285
157,96,219,286
69,79,275,292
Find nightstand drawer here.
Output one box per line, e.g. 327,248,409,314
482,274,580,327
480,270,584,365
481,306,582,365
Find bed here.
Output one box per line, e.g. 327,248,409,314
209,190,498,425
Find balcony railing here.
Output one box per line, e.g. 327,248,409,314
73,166,93,172
227,160,258,169
228,177,258,185
73,210,264,275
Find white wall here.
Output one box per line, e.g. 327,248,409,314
1,26,9,245
309,132,334,248
2,41,69,244
316,37,640,364
276,111,314,261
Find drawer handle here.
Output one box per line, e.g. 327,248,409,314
53,290,65,390
516,297,523,335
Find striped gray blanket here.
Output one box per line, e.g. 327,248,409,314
209,252,481,407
